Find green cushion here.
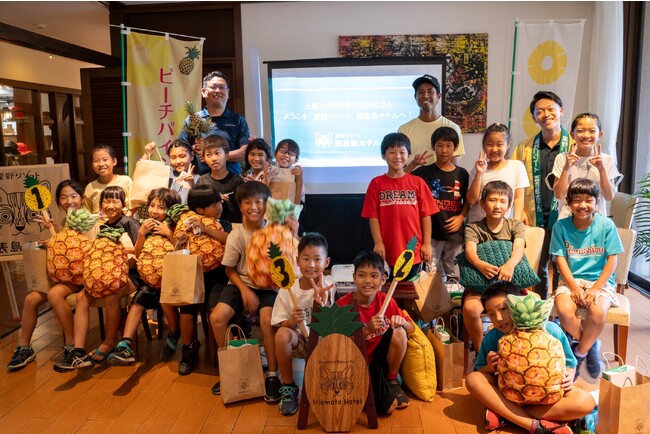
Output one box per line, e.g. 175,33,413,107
456,240,541,293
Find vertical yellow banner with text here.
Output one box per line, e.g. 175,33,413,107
126,31,203,175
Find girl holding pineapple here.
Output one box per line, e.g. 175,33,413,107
55,186,140,371
108,188,181,367
8,180,85,371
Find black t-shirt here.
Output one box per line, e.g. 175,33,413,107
196,172,244,223
539,140,562,226
103,215,141,245
412,163,469,242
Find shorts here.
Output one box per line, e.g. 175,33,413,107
131,285,160,310
554,279,619,308
217,285,278,313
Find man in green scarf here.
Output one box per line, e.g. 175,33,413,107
512,91,573,299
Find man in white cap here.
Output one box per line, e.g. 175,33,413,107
398,74,465,167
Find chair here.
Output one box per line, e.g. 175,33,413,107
462,225,547,374
65,292,132,341
609,192,638,229
550,228,636,362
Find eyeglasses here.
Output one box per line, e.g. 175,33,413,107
276,148,297,158
205,85,228,92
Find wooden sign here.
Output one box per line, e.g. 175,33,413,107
269,243,308,337
23,174,56,236
305,334,369,432
0,164,69,256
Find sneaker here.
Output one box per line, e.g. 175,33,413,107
530,419,573,434
178,340,200,376
387,379,410,409
160,332,180,361
7,346,36,371
62,345,73,361
278,383,300,415
585,339,603,379
485,408,508,431
264,375,282,403
211,380,221,395
53,348,88,372
107,340,135,366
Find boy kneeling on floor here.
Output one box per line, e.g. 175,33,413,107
466,281,595,434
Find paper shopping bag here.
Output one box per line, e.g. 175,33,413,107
218,324,266,404
428,318,464,390
597,356,650,434
22,241,52,293
269,168,297,202
160,252,204,305
131,148,170,206
413,267,452,322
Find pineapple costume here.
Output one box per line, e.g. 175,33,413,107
46,208,98,285
84,227,130,298
496,294,568,405
174,210,225,272
246,198,301,289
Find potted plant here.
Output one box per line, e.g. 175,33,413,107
633,172,650,259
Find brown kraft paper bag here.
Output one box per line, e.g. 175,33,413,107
428,317,464,390
218,325,266,404
160,252,204,305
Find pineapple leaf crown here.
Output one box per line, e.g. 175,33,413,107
65,208,99,233
97,227,125,244
182,101,215,138
309,304,363,338
23,174,39,189
268,241,282,259
266,197,303,224
185,46,200,59
405,235,418,252
166,203,188,225
506,294,553,330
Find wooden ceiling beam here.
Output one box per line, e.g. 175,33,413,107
0,22,120,67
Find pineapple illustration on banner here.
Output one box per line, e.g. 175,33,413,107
497,294,565,405
509,20,584,146
126,30,204,173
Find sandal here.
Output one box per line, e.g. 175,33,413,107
89,346,114,365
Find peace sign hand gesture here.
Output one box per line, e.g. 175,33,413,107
475,150,488,174
412,150,434,167
310,274,336,306
589,143,605,170
565,143,579,170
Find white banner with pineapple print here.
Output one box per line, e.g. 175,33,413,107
126,30,203,175
510,20,584,146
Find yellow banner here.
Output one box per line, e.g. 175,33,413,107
126,31,203,175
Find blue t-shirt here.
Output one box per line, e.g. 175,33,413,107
549,214,623,286
475,321,576,371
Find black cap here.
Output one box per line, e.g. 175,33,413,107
412,74,441,94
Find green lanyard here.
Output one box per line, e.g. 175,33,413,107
532,128,570,228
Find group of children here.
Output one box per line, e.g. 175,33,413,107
6,89,626,430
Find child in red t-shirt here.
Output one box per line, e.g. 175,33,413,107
336,251,415,414
361,133,438,280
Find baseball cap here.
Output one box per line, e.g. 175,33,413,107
412,74,441,94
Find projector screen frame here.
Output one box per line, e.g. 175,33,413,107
265,56,448,195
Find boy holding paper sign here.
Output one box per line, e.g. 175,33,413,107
271,232,337,415
337,251,415,413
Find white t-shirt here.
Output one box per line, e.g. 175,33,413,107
271,275,337,332
467,159,530,224
398,116,465,164
546,152,622,220
221,221,268,288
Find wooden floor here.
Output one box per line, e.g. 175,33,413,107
0,285,649,433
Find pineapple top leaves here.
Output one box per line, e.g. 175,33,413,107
506,294,553,330
406,235,418,252
182,101,215,138
266,197,303,224
97,227,125,244
268,242,282,259
65,208,99,233
310,304,363,338
23,174,40,189
166,203,188,225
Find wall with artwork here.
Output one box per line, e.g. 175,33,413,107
241,1,594,171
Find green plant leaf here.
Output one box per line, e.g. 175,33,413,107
310,304,363,337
